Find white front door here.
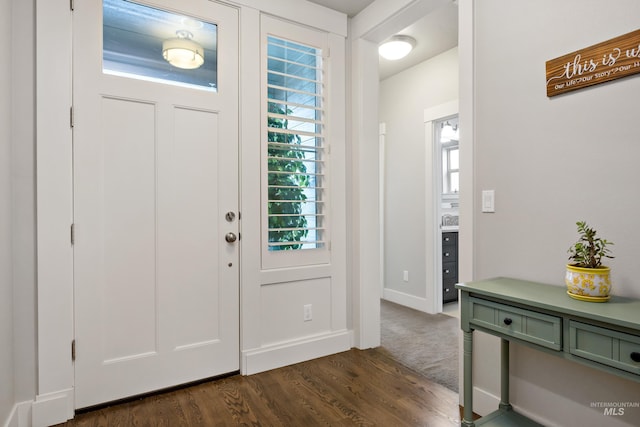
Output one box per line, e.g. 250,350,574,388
73,0,239,409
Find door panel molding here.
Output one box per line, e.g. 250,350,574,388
72,0,240,409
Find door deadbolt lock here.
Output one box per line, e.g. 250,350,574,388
225,232,237,243
225,211,236,222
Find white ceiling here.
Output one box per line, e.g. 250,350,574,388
307,0,458,80
307,0,376,18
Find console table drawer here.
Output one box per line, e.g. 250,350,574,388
470,297,562,350
569,321,640,375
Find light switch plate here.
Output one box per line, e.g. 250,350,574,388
482,190,495,213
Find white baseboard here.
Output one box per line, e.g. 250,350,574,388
4,403,18,427
472,385,499,416
4,400,32,427
242,330,351,375
31,389,74,427
383,288,436,314
347,329,355,348
470,386,554,426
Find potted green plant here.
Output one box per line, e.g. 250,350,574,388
565,221,614,302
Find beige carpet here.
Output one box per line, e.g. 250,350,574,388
380,299,459,392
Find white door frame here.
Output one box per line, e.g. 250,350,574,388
34,1,74,423
425,101,459,315
349,0,474,348
379,122,386,298
457,0,475,286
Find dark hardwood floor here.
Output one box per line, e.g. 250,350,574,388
57,348,460,426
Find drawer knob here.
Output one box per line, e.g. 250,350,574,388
445,252,450,257
631,352,640,363
503,318,513,326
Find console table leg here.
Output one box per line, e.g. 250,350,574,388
462,330,474,427
499,338,512,412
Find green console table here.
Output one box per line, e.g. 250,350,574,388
455,277,640,427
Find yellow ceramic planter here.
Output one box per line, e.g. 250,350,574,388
565,264,611,302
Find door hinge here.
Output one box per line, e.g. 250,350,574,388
70,106,74,128
70,0,74,11
71,339,76,362
71,223,75,245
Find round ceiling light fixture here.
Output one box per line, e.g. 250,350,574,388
378,35,416,61
163,30,204,70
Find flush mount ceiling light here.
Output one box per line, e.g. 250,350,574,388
162,30,204,70
378,35,416,61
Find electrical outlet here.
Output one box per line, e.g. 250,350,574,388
303,304,312,321
403,270,409,282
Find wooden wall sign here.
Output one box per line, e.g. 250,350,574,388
546,29,640,97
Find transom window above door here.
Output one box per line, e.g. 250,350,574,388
102,0,218,90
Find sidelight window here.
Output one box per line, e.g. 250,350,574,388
260,15,333,269
265,36,326,251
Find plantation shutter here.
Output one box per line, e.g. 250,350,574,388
265,35,326,253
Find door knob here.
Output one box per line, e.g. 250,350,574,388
225,232,237,243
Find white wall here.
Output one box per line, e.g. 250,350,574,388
238,6,350,375
472,1,640,426
1,1,38,425
0,0,15,423
379,47,458,309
